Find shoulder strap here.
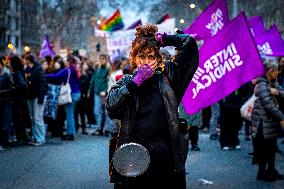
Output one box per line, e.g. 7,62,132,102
67,68,71,83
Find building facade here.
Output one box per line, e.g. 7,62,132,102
0,0,21,53
21,0,40,54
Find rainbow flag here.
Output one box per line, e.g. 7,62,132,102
98,10,124,31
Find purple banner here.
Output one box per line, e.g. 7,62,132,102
40,35,55,59
248,16,266,36
183,0,229,41
254,25,284,57
127,19,142,29
182,13,265,115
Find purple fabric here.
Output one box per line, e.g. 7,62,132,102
46,68,80,94
253,25,284,57
155,33,164,46
182,12,265,115
40,35,55,59
127,19,142,29
183,0,229,41
132,65,154,86
247,16,266,37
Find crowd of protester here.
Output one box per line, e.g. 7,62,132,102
0,49,283,182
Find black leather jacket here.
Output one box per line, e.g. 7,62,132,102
0,70,15,104
106,35,198,175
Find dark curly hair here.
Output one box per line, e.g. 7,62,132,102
130,24,162,71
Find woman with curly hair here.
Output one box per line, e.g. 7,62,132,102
106,24,198,189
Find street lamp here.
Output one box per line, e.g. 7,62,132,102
24,46,30,52
180,19,185,24
190,3,196,9
7,43,13,49
97,20,102,25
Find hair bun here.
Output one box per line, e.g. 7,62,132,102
135,24,158,38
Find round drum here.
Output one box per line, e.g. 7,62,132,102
112,143,150,177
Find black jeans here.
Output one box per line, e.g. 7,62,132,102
75,97,88,131
220,106,241,148
0,103,13,147
189,126,199,146
255,125,277,172
201,106,211,129
13,101,26,142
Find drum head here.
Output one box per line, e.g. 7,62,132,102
112,143,150,177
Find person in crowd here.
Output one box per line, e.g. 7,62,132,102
53,56,67,138
42,56,61,138
106,24,198,189
25,54,47,146
252,60,284,182
209,103,220,140
10,56,28,144
75,62,91,135
0,56,15,150
219,81,252,150
277,57,284,144
46,56,81,141
179,103,201,151
104,59,123,138
85,60,96,127
88,54,109,136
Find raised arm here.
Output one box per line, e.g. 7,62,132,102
159,34,199,103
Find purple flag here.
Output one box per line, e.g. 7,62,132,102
127,19,142,29
40,35,55,59
183,0,229,41
247,16,266,36
254,25,284,57
182,12,265,115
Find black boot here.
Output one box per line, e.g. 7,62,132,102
268,169,284,180
61,134,75,141
256,171,275,182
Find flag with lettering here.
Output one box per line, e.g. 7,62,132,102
183,0,229,41
254,25,284,57
182,12,265,115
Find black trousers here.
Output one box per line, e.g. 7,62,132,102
219,106,241,148
75,97,88,131
255,126,277,172
114,170,186,189
189,126,199,146
0,103,13,147
13,101,26,142
201,106,211,129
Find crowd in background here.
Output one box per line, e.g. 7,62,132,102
0,50,284,182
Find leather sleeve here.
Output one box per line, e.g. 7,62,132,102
165,36,199,103
106,74,137,120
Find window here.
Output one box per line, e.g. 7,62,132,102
15,36,19,48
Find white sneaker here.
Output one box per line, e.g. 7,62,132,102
222,146,230,151
235,145,241,150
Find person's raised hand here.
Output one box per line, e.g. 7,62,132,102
132,64,154,86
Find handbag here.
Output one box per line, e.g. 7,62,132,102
240,94,257,121
58,69,72,105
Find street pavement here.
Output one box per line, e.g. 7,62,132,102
0,132,283,189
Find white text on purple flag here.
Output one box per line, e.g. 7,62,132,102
206,8,225,36
192,43,243,99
